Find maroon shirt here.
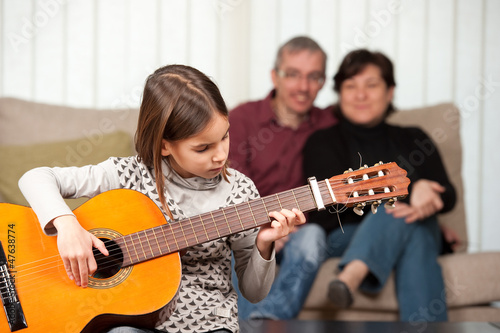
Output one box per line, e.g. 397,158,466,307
229,90,337,197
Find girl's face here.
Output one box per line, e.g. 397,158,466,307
161,113,229,179
339,64,394,127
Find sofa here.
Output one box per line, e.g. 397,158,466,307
1,97,499,322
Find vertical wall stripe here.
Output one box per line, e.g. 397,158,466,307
186,0,191,65
0,0,3,96
305,1,311,36
333,0,340,62
30,0,36,99
276,0,281,45
92,0,98,107
156,0,161,67
451,0,457,101
124,0,130,87
477,0,487,251
62,1,68,104
422,0,429,105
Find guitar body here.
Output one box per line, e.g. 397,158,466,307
0,189,182,333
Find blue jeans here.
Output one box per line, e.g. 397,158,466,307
326,206,447,322
232,223,327,319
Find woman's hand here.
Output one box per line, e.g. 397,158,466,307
256,208,306,260
53,215,109,287
386,179,445,223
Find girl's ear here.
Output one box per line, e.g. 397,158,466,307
161,139,171,157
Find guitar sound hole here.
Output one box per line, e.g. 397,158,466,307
92,238,124,279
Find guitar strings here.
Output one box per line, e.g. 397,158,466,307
4,180,391,294
3,176,394,294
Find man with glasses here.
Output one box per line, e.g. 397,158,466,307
229,36,337,320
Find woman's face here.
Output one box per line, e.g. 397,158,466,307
339,64,394,127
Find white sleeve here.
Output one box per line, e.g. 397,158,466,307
232,230,276,303
18,160,120,235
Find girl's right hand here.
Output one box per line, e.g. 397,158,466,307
52,215,109,287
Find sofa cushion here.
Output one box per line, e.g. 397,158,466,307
0,131,133,209
387,103,466,250
304,253,500,312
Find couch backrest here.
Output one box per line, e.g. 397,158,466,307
0,97,140,146
0,97,140,207
387,103,467,251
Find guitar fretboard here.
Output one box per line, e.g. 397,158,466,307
116,183,328,267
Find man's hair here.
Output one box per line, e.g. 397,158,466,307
274,36,327,71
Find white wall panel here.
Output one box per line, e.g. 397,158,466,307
279,0,309,44
126,0,159,109
395,0,426,109
188,0,218,80
247,0,278,102
218,0,250,110
66,0,95,107
455,0,484,252
481,0,500,252
33,0,65,105
338,0,368,57
159,0,188,66
2,0,34,100
366,0,398,61
95,0,127,108
310,0,338,108
426,0,454,105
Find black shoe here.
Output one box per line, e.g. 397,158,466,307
328,279,353,308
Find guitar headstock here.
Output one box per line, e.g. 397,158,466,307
326,161,410,215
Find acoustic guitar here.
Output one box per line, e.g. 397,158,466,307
0,162,409,332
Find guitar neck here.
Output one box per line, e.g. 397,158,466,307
117,182,327,267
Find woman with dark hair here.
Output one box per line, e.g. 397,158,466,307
303,49,456,321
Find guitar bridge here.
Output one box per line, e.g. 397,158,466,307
0,242,27,332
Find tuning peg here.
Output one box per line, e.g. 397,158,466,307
384,198,398,209
344,168,354,174
354,204,365,216
371,200,382,214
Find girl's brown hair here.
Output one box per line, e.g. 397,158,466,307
135,64,230,218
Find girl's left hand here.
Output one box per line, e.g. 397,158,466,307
256,208,306,259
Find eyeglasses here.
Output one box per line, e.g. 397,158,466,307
276,69,325,85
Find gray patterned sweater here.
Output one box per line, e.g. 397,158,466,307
19,156,276,333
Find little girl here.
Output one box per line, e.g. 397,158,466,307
19,64,305,333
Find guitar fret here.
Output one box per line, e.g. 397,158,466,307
234,205,244,231
221,207,231,234
138,231,148,260
275,193,283,210
152,227,163,256
188,217,199,245
176,221,189,249
291,189,300,210
131,233,140,263
122,235,132,265
202,214,211,242
144,229,155,258
160,225,172,253
247,201,258,227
